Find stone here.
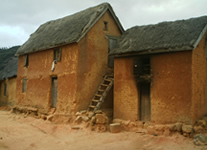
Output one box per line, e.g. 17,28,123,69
163,129,170,136
91,116,96,123
96,114,107,124
113,119,122,124
147,126,156,135
122,120,131,126
74,116,82,124
129,122,137,127
194,134,207,146
137,121,144,128
80,110,87,114
75,112,81,116
193,126,204,134
144,121,152,129
166,124,176,131
82,116,89,122
95,124,107,132
197,120,206,128
110,123,121,133
175,123,183,132
95,110,102,114
47,115,54,121
182,125,193,134
40,114,47,120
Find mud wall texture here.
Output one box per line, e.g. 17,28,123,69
114,58,139,121
17,10,121,114
192,33,207,123
0,77,17,106
17,43,78,114
76,10,121,111
151,51,192,124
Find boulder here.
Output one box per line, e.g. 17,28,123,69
96,114,107,124
110,123,121,133
175,123,182,132
193,126,204,134
182,125,193,134
194,134,207,146
197,120,206,128
147,126,156,135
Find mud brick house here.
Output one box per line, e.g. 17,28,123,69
110,16,207,124
16,3,124,115
0,46,20,106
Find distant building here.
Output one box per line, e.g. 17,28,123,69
0,46,20,106
16,3,124,115
110,16,207,124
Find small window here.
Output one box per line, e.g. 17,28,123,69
103,21,108,31
22,79,27,93
54,48,62,62
4,83,7,96
24,54,29,67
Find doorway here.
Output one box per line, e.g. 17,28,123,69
139,82,151,121
51,77,58,108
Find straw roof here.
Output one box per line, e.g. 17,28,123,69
110,16,207,56
16,3,124,56
0,46,20,80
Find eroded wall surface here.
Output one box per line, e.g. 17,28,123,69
114,58,138,121
151,51,192,124
17,43,78,114
76,10,122,111
0,77,17,106
192,33,207,123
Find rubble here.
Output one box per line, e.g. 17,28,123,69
110,123,121,133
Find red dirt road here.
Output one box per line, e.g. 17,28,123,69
0,110,206,150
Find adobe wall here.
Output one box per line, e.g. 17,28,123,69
113,58,139,121
0,77,17,106
151,51,192,124
76,10,122,111
16,43,78,114
192,33,207,123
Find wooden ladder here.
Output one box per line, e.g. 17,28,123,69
88,74,114,115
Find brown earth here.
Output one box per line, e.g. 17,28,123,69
0,109,206,150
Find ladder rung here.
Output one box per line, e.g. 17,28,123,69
92,99,99,103
89,105,96,108
101,84,108,87
104,79,112,82
98,89,105,92
95,94,102,97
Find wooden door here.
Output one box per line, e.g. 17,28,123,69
51,77,58,108
139,83,151,121
108,38,117,68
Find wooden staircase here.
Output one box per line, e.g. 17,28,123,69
88,74,114,117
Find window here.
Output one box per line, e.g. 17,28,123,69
4,83,7,96
103,21,108,31
54,48,62,62
22,79,27,93
24,54,29,67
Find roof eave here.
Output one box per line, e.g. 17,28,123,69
193,24,207,49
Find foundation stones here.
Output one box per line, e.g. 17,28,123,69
182,125,193,134
110,123,121,133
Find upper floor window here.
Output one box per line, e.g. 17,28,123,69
103,21,108,31
54,48,62,62
24,54,29,67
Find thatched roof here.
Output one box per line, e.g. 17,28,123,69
110,16,207,56
0,46,20,80
16,3,124,56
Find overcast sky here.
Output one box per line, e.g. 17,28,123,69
0,0,206,47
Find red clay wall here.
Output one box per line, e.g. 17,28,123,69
76,10,122,111
151,51,192,124
114,58,138,121
16,43,78,114
192,33,207,123
0,77,17,106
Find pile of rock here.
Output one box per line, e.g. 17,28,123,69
11,106,38,117
74,110,109,132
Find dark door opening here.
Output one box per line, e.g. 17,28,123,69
51,77,58,108
139,82,151,121
108,38,117,68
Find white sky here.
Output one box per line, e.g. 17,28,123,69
0,0,206,47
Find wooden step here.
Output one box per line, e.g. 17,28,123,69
89,105,96,108
95,94,102,97
98,89,105,92
101,84,109,87
104,78,112,82
92,99,99,103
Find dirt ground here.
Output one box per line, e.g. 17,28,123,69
0,110,206,150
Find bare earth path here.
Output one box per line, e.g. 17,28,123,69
0,110,206,150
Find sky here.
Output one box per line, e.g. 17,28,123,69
0,0,206,48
